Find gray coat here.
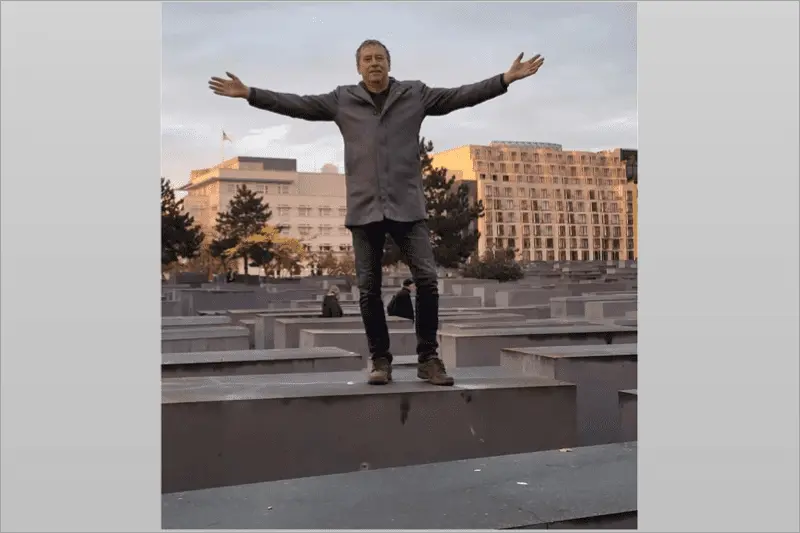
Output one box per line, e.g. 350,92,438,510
247,75,508,227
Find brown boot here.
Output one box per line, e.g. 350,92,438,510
368,357,392,385
417,357,454,386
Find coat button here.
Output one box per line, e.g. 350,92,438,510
373,110,379,116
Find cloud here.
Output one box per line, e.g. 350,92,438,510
228,124,344,172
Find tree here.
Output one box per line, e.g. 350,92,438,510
461,249,524,282
224,225,307,277
329,254,356,277
210,184,272,274
161,177,204,268
420,138,485,268
316,251,339,275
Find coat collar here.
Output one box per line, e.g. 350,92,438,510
347,77,410,114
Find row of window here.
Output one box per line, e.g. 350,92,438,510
486,199,626,214
485,224,634,239
472,149,620,166
485,237,635,252
476,163,624,179
514,249,636,262
276,206,348,218
478,173,627,186
303,244,353,253
485,186,625,201
487,212,634,226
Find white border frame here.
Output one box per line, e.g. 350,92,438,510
1,1,798,531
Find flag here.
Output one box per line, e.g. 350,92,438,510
222,130,232,143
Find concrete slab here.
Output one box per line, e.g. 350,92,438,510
276,313,524,349
502,344,638,446
551,294,637,319
440,324,637,368
162,442,637,529
299,328,417,358
440,317,594,333
496,289,572,308
161,367,577,493
161,326,250,354
161,316,232,328
585,299,637,321
161,347,363,378
619,389,638,442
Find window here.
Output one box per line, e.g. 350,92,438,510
338,207,347,217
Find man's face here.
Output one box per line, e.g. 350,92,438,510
357,44,390,85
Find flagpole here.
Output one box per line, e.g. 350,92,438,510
221,129,225,165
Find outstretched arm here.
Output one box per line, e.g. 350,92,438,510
209,72,338,122
420,53,545,116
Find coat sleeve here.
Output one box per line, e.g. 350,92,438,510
248,87,339,121
418,75,508,116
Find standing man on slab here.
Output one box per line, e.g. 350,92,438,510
209,39,545,386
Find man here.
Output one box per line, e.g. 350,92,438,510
208,39,545,387
387,278,415,322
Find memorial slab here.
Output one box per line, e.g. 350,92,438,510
162,442,637,530
619,389,638,442
585,299,637,321
299,328,417,358
440,324,637,368
162,347,363,377
161,326,250,354
161,316,233,329
161,367,577,493
551,294,637,319
275,313,524,349
502,344,637,446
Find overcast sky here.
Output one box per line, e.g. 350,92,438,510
161,1,637,184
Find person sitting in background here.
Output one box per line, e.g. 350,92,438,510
321,286,344,318
387,279,415,322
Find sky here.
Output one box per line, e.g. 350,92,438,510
161,1,637,184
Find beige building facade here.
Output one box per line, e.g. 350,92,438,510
431,141,639,262
179,157,353,265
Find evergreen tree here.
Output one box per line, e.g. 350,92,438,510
210,184,272,274
420,138,485,268
380,138,484,269
161,177,204,267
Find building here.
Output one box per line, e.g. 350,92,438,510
620,149,638,260
179,156,352,271
430,141,639,262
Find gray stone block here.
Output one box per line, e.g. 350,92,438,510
161,367,578,493
161,326,250,354
619,390,638,442
162,347,363,378
440,324,637,368
502,344,637,446
162,442,636,529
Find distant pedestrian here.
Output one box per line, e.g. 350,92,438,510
321,286,344,318
387,279,415,322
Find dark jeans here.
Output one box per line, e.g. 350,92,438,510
350,219,439,363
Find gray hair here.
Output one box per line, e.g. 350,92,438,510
328,285,340,297
355,39,391,66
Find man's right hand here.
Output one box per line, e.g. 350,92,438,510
208,72,250,99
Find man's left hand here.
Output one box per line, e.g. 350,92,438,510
503,53,545,85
